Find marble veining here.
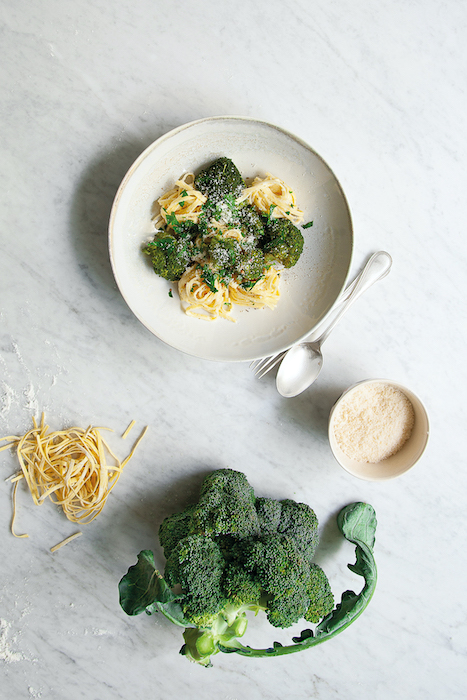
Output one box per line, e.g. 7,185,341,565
1,1,467,698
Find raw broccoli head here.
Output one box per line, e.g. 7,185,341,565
120,487,378,668
157,468,332,634
262,217,304,268
143,234,193,281
194,157,245,203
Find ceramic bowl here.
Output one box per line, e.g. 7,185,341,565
109,116,353,362
328,379,429,480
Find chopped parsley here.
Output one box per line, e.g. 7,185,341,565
302,220,314,229
200,265,218,294
165,211,181,233
267,204,277,223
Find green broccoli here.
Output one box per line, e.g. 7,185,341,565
119,470,378,667
205,235,239,273
235,248,265,287
262,217,304,268
143,234,193,281
238,204,265,242
194,157,245,203
164,534,226,629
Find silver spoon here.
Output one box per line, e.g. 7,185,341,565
276,251,392,398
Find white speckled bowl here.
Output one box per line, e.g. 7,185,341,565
109,116,353,362
328,379,429,481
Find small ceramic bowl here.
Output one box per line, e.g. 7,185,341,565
328,379,429,481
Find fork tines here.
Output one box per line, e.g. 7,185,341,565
250,352,286,379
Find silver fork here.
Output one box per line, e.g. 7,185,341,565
250,270,360,379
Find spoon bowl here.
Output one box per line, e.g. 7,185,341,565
276,251,392,398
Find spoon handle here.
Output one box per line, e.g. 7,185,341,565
317,251,392,346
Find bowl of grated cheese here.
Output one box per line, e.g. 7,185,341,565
328,379,429,480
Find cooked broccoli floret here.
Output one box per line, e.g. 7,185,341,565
235,248,265,287
194,157,245,203
143,234,193,281
205,235,239,272
238,204,265,242
119,471,378,668
174,219,199,239
262,217,304,268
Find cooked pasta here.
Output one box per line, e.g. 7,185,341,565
178,264,233,321
236,173,304,225
153,172,207,230
228,267,281,310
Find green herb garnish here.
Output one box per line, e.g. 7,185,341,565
200,265,218,293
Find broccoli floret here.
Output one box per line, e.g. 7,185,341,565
222,563,263,608
194,157,245,203
255,497,282,535
159,503,197,557
206,235,239,272
262,217,304,268
143,234,193,281
235,248,265,287
238,204,265,241
174,219,199,239
164,534,226,628
277,499,319,561
241,533,318,628
192,468,260,539
305,563,335,624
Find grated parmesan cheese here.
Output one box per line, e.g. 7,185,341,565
333,382,415,463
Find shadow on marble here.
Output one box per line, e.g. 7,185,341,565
276,382,346,441
68,134,160,296
90,466,213,566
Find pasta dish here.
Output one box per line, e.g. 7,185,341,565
143,157,311,321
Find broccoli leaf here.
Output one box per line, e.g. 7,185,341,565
119,549,193,627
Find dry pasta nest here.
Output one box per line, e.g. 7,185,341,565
2,414,148,538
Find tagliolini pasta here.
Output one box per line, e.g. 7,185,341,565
144,158,308,321
1,414,148,536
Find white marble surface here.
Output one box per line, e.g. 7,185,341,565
1,1,466,698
